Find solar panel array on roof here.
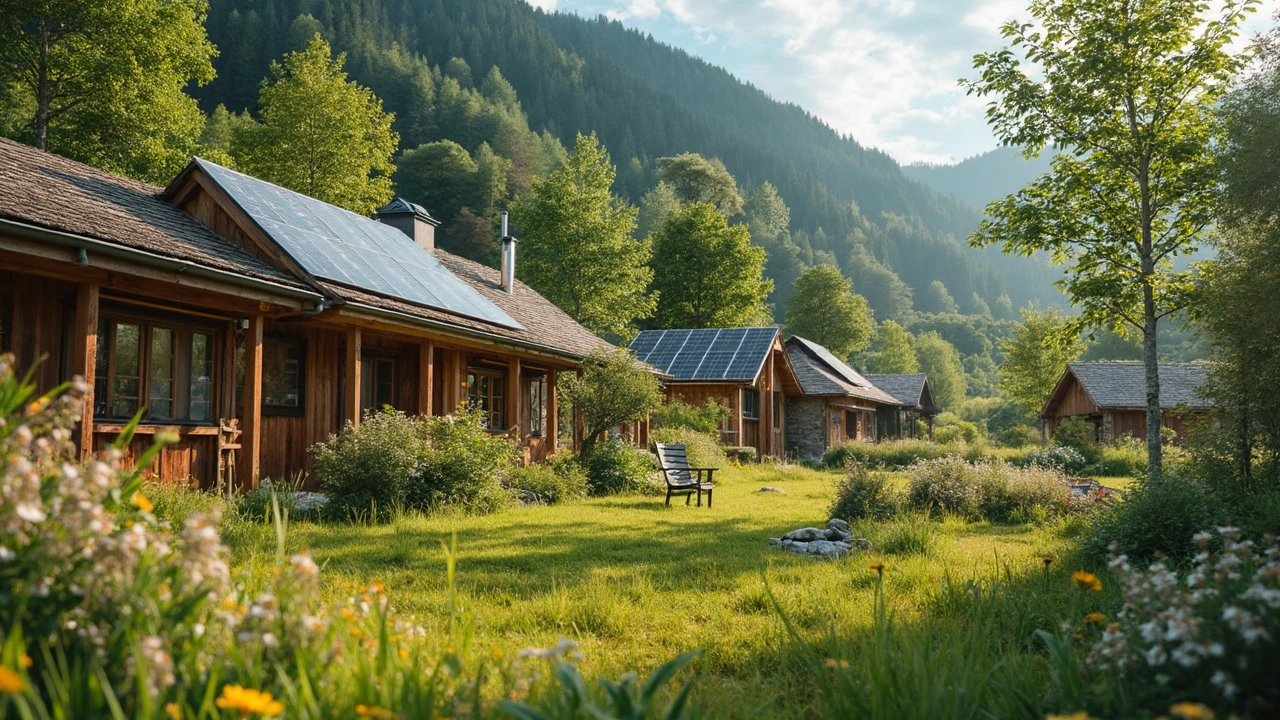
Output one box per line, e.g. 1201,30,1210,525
629,328,777,381
196,159,522,330
792,336,872,387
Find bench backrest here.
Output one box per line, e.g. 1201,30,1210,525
653,443,695,486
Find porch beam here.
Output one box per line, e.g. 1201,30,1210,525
418,341,434,417
345,327,361,427
73,283,99,462
506,357,521,437
546,369,558,456
238,315,263,489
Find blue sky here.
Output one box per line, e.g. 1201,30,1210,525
527,0,1279,165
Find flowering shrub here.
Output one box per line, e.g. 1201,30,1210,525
1083,526,1280,716
906,457,1074,522
830,463,904,522
586,438,660,496
313,408,428,519
1025,444,1089,474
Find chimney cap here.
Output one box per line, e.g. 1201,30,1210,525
375,196,440,226
501,235,519,244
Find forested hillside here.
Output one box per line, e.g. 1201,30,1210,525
192,0,1062,321
904,147,1055,211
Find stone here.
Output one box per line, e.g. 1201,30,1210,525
805,540,849,559
823,527,849,541
832,541,852,551
827,518,851,533
767,538,783,548
759,486,785,493
785,542,810,555
784,527,827,542
853,538,872,551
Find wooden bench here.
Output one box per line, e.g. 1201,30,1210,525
653,443,716,507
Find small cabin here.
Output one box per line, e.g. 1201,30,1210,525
1041,362,1212,442
628,327,801,457
0,139,606,491
864,374,939,440
783,336,901,462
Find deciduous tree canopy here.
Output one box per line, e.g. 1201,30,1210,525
785,265,874,360
998,306,1086,416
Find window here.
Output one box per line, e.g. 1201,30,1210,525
527,374,548,437
262,335,303,411
361,356,395,411
467,370,505,430
742,388,760,420
94,316,218,422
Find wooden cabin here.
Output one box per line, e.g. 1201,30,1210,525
0,140,608,490
783,336,902,462
864,374,939,440
628,327,801,457
1041,362,1212,442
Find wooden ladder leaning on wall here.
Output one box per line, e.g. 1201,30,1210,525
216,418,241,498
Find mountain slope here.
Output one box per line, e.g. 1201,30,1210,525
903,147,1054,210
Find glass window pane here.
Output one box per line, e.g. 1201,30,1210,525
149,328,174,419
93,318,109,417
375,358,394,408
113,378,139,418
190,333,212,422
114,323,139,376
262,336,302,408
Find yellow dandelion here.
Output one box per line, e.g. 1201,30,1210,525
1045,713,1091,720
132,493,153,513
1083,613,1106,624
215,685,283,717
1072,571,1102,592
20,655,32,668
398,649,410,660
0,666,25,693
1169,702,1215,720
165,702,183,720
355,705,394,719
869,562,886,576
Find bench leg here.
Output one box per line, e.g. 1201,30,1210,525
666,488,672,506
697,489,702,507
707,488,712,508
685,492,691,505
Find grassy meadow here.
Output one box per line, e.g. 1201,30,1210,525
223,463,1092,717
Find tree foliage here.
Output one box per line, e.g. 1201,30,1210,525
785,264,874,359
868,321,920,374
915,331,967,411
998,305,1086,416
561,347,665,458
965,0,1255,477
0,0,216,182
514,134,654,339
233,35,397,214
655,153,744,217
650,203,772,329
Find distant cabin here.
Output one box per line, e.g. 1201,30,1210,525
628,328,801,457
783,336,901,462
1041,362,1213,442
865,374,939,440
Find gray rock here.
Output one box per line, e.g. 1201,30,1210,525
823,527,849,541
853,538,872,551
827,518,851,533
767,538,783,548
785,542,810,555
784,527,827,542
832,541,852,551
759,486,786,493
806,540,849,559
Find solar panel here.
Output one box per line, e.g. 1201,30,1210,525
794,336,871,387
629,328,777,381
197,159,523,330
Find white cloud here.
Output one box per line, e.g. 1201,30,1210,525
526,0,559,11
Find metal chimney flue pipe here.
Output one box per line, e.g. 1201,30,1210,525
500,211,516,294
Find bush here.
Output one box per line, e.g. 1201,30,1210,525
933,412,980,444
1024,444,1088,474
313,409,427,520
829,464,904,522
236,474,307,522
1082,475,1228,564
1052,417,1101,465
906,457,1073,522
142,478,223,528
651,426,725,469
996,424,1040,448
507,455,589,504
586,438,659,496
1094,435,1146,477
652,398,731,435
906,457,984,516
823,439,956,469
725,446,758,464
410,409,517,514
875,513,937,556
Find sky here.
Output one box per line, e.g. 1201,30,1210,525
526,0,1279,166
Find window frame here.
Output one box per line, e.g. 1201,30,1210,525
526,372,548,438
258,333,306,417
741,387,760,420
93,309,222,425
466,366,507,431
360,353,397,413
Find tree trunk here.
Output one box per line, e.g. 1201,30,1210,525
1142,286,1162,481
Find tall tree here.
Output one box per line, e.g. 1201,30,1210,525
635,181,679,239
998,305,1086,416
915,331,967,411
0,0,216,182
395,140,478,223
650,203,772,329
965,0,1255,478
743,181,791,241
785,264,874,359
655,153,743,216
561,347,665,459
514,134,654,339
869,320,920,374
921,280,959,315
234,35,397,214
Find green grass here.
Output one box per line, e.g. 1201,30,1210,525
225,464,1085,717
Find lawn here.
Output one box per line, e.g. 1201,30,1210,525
225,463,1082,717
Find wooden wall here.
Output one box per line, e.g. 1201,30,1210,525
0,270,78,394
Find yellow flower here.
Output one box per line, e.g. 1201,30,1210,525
492,650,503,660
822,658,850,668
165,702,183,720
398,649,410,660
370,582,385,594
0,666,25,693
1082,613,1106,624
869,562,886,576
355,705,394,719
26,398,48,415
1072,571,1102,592
1169,702,1215,720
214,685,283,717
340,607,357,620
132,493,154,513
20,655,32,668
1045,713,1091,720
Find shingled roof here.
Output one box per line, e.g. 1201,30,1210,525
0,138,307,288
785,337,900,405
1051,362,1213,413
865,374,939,414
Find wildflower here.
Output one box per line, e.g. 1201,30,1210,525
0,666,24,693
133,493,154,513
1168,702,1214,720
215,685,284,717
398,649,410,660
823,658,850,668
1082,613,1105,624
27,397,48,414
165,703,183,719
1072,571,1102,592
869,562,886,576
20,655,32,668
492,650,503,660
355,705,394,719
1045,713,1091,720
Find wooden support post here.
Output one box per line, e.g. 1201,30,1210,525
573,368,584,452
238,315,263,490
73,283,99,462
418,341,434,417
453,350,466,414
762,355,774,457
506,357,521,437
345,327,361,427
546,369,558,456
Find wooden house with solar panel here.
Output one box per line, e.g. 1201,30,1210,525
0,139,608,490
628,327,801,457
782,336,903,461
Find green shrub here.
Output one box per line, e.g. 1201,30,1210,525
906,457,984,516
907,457,1072,522
725,446,758,464
1082,475,1228,564
651,426,725,469
996,424,1040,448
652,397,731,435
141,479,223,529
933,412,980,443
410,409,517,514
313,409,427,520
1094,435,1146,476
586,438,659,496
822,439,956,469
1024,444,1088,474
829,464,904,522
875,513,937,556
507,455,589,504
236,474,306,522
1052,417,1101,465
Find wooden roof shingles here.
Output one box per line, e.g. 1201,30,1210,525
865,373,938,413
1063,362,1213,412
785,338,900,405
